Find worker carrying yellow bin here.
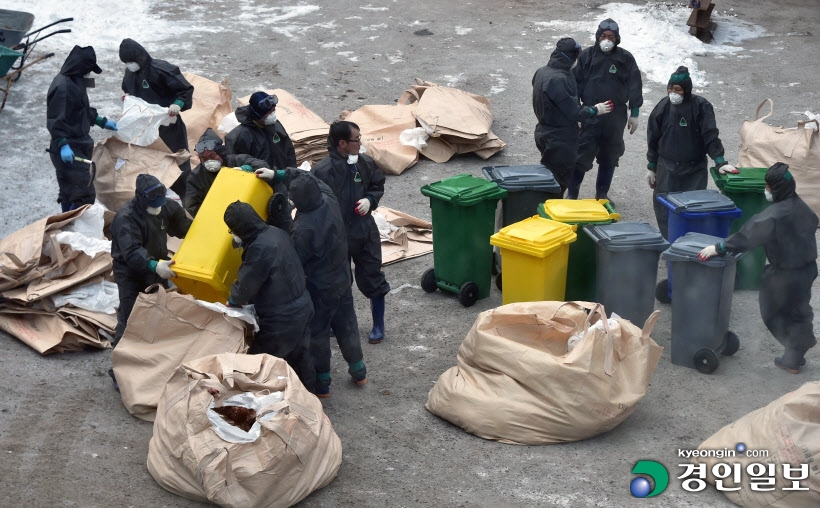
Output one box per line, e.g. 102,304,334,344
490,216,577,304
172,168,273,303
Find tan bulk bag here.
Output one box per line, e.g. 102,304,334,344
425,301,662,445
738,99,820,218
693,381,820,507
147,353,342,508
112,284,250,421
345,104,420,175
178,73,233,167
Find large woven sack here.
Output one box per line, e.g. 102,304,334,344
425,301,662,445
147,353,342,508
738,99,820,218
112,284,250,421
693,381,820,507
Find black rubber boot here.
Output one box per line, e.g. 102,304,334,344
595,166,616,204
566,170,584,200
368,295,385,344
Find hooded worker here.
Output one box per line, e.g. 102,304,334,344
646,65,737,238
699,163,818,373
224,201,316,393
46,45,118,211
532,37,613,192
119,38,194,198
568,19,642,202
183,128,270,217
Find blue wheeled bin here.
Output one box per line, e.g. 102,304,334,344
655,190,741,302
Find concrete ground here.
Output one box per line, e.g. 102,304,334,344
0,0,818,506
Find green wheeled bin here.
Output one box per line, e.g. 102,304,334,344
710,167,771,290
420,174,507,307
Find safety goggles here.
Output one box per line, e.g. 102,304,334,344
143,182,166,206
195,139,220,153
251,94,278,117
599,20,619,32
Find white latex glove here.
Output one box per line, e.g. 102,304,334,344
255,168,275,180
719,164,739,174
627,116,639,135
593,100,614,116
646,170,656,189
156,260,176,279
168,104,181,116
698,245,718,261
355,198,371,216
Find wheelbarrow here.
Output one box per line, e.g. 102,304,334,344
1,12,73,113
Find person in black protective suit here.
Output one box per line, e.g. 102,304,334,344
184,128,270,217
699,163,818,374
225,91,297,230
224,201,316,393
532,38,614,193
646,66,738,238
47,46,119,212
110,174,192,345
119,38,194,199
264,169,368,398
312,121,390,344
568,19,643,202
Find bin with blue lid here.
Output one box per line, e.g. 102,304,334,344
662,232,741,374
420,174,507,307
655,189,742,302
584,221,669,326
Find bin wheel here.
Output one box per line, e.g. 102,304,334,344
495,272,503,291
723,331,740,356
655,279,671,304
458,282,479,307
694,348,720,374
421,268,438,293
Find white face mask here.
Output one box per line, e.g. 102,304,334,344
146,206,162,215
125,62,140,72
232,234,242,246
263,112,277,125
347,154,359,164
203,160,221,172
599,40,615,53
764,189,773,202
669,93,684,105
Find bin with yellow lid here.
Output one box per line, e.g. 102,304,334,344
172,168,273,303
490,216,577,304
537,199,620,301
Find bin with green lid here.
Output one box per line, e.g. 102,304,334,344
710,167,771,290
420,174,507,307
490,217,577,304
537,199,620,301
584,221,669,325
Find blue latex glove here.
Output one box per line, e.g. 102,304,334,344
104,120,118,131
60,145,75,165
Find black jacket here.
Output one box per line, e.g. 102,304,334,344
184,129,269,216
224,105,297,171
311,146,385,241
289,171,351,301
119,39,193,110
111,175,192,276
532,52,591,128
647,94,725,165
224,202,311,325
573,43,643,113
46,46,103,152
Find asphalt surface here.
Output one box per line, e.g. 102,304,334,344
0,0,818,506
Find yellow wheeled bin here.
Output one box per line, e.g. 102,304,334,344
172,168,272,303
490,216,577,304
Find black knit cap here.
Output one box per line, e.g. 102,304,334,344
668,66,693,95
555,37,581,61
765,162,796,202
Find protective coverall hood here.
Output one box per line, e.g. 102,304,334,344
289,172,322,212
595,18,621,45
60,45,102,77
548,37,580,70
765,162,797,202
118,38,152,67
224,201,268,243
135,174,166,209
197,128,229,160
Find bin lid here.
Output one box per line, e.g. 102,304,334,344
481,165,562,193
710,167,769,193
659,189,738,213
421,173,507,206
583,221,670,252
490,216,577,258
538,198,621,223
662,232,739,266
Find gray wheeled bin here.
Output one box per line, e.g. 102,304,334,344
662,232,741,374
584,221,669,326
